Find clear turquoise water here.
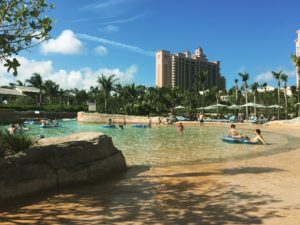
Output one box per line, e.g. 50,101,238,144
8,120,296,167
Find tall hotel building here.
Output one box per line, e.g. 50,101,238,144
156,48,226,91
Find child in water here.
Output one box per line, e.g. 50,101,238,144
176,122,184,132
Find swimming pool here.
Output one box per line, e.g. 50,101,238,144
11,120,299,167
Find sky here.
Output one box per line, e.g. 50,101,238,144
1,0,300,90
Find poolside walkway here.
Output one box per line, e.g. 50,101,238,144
1,123,300,224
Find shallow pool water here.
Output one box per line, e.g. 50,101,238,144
8,120,298,167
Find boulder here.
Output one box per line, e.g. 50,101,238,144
0,132,127,201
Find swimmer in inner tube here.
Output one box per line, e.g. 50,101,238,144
228,124,247,139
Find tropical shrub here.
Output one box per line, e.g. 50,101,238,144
0,129,33,158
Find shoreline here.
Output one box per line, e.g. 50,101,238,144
1,122,300,224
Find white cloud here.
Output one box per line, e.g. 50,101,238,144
77,33,154,57
83,0,126,10
40,30,84,55
101,14,142,25
255,70,296,83
0,57,137,90
94,45,108,56
99,25,119,33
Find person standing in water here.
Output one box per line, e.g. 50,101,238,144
199,113,204,127
176,122,184,132
147,116,152,128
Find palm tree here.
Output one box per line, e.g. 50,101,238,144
291,54,300,89
234,79,239,104
43,80,59,105
280,73,288,119
197,70,208,114
88,86,99,103
124,83,138,113
251,82,259,116
26,73,43,105
58,88,66,105
291,54,300,116
272,71,282,119
238,72,249,119
97,74,119,113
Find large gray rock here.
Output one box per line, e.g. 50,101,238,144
0,132,127,201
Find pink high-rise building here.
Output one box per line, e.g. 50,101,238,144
156,48,226,91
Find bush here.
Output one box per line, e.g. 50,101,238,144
0,104,87,112
0,129,33,158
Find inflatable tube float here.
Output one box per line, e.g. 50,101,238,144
221,136,258,144
40,123,60,128
102,125,116,128
132,124,148,128
24,120,37,125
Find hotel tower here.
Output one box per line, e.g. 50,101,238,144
156,48,226,91
296,30,300,88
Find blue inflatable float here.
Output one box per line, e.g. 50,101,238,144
221,136,258,144
132,124,148,128
40,123,60,128
102,125,116,128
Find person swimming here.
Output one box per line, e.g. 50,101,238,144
7,124,16,135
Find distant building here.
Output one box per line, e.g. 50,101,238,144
0,88,23,103
295,30,300,88
255,85,293,97
156,48,226,91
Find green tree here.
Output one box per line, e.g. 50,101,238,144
280,73,288,119
291,54,300,89
26,73,43,105
238,72,249,119
97,74,119,113
0,0,54,75
124,83,138,113
43,80,59,105
251,82,259,116
272,70,282,119
234,78,239,104
197,70,208,114
291,54,300,116
88,86,99,103
58,88,66,105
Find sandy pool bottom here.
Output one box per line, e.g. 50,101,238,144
1,124,300,225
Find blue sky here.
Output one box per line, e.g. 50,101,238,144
2,0,300,90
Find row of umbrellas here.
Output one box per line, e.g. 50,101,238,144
174,103,283,110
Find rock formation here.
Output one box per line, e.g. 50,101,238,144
0,132,127,201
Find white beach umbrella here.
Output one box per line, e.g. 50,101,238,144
174,105,186,109
242,102,265,108
228,104,242,109
267,105,283,109
209,103,228,108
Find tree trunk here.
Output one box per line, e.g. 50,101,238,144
245,83,248,119
39,89,42,105
202,85,205,115
297,66,300,89
254,93,256,117
235,87,238,104
104,95,107,113
284,88,287,120
277,82,280,119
